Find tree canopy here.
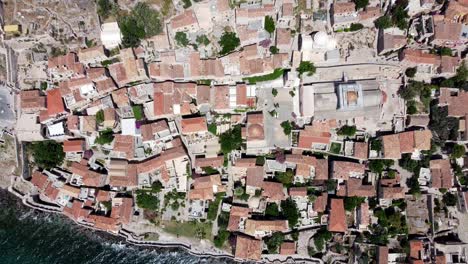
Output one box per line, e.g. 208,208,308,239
219,125,242,154
264,16,275,34
281,198,299,228
354,0,369,9
175,32,190,47
119,3,162,47
297,61,316,76
31,141,65,169
218,31,240,55
374,15,392,29
451,144,466,159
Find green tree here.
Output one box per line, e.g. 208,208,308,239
280,121,293,135
264,16,275,34
326,179,337,192
265,232,284,253
119,16,145,48
31,141,65,169
97,0,113,19
439,47,452,56
136,190,159,210
219,125,242,154
151,180,164,193
349,23,364,31
96,109,104,124
181,0,192,8
131,2,162,37
269,46,279,54
313,228,332,251
95,128,114,145
281,198,299,228
214,230,229,248
265,203,280,217
196,34,210,46
207,192,224,220
451,144,465,159
374,15,392,29
297,61,316,76
175,32,190,47
218,31,240,55
391,0,409,30
344,196,365,211
405,67,417,78
443,192,457,206
275,169,295,186
337,125,357,137
354,0,369,9
406,100,418,115
371,139,382,151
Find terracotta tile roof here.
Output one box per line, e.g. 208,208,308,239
188,174,223,200
328,198,347,233
401,49,440,65
430,159,453,189
247,113,264,141
96,190,111,202
413,130,432,151
442,89,468,117
358,6,381,20
180,117,208,134
399,131,415,153
46,89,65,116
235,236,262,260
113,135,135,159
70,162,106,187
276,28,292,47
382,134,401,159
87,215,120,233
382,130,432,159
289,187,307,197
377,246,389,264
44,184,60,201
236,84,247,106
435,255,446,264
136,146,187,174
440,56,460,74
31,171,49,191
216,0,230,12
213,85,230,110
409,240,423,260
227,206,252,231
246,167,264,188
111,88,129,107
434,21,463,42
110,197,133,224
245,219,288,235
282,3,294,17
195,156,224,168
109,160,138,187
345,178,376,197
235,158,257,168
63,139,85,152
298,127,332,148
63,200,91,221
196,85,211,104
280,241,296,255
81,115,96,133
333,2,356,14
78,45,106,63
20,90,46,112
67,115,79,130
170,10,198,29
262,181,286,201
87,67,107,80
140,120,169,142
95,78,117,95
353,142,368,160
380,186,405,199
332,161,365,180
313,192,328,213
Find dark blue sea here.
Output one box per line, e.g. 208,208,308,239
0,189,236,264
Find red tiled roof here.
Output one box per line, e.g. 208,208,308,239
328,198,347,233
246,167,264,188
262,181,286,201
46,89,65,116
63,139,85,152
180,117,208,134
410,240,423,260
227,206,251,231
280,241,296,255
430,159,453,189
235,236,262,260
